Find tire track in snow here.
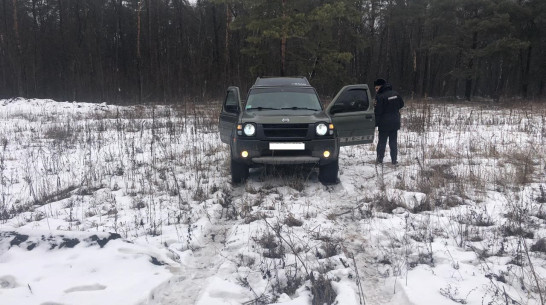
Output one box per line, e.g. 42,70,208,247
343,221,413,305
151,229,229,304
150,189,245,305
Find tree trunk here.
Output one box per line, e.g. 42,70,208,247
422,50,429,98
280,0,286,76
114,0,122,101
146,0,155,100
57,0,66,99
175,0,185,98
224,2,231,87
137,0,143,102
12,0,23,96
31,0,39,96
384,0,393,79
521,46,532,98
464,31,478,101
368,0,378,79
152,0,164,102
212,4,220,87
0,1,7,95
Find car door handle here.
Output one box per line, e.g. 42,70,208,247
365,115,373,119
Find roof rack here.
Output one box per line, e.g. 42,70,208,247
253,76,311,87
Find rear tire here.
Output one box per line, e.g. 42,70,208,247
319,159,338,184
231,158,249,184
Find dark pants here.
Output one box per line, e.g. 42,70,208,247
377,129,398,163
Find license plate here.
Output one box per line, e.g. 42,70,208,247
269,142,305,150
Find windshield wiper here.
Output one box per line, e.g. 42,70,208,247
247,107,280,111
280,107,320,111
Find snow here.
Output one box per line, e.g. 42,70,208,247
0,230,174,305
0,97,545,305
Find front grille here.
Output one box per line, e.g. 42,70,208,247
262,124,309,138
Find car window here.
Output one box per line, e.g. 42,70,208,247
246,88,322,110
331,88,369,114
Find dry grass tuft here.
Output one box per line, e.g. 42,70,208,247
284,214,303,227
530,238,546,253
310,273,336,305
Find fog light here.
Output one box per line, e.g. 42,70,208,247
323,151,330,158
241,151,249,158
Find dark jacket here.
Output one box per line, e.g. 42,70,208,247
374,84,404,131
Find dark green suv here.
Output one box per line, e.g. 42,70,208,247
219,77,375,184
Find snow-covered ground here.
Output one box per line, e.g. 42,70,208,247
0,97,545,305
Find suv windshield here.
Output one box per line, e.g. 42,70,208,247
245,87,322,111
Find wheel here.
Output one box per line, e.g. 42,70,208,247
319,159,338,184
231,158,249,184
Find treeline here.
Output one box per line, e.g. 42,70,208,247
1,0,545,103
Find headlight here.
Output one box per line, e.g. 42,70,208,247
316,123,328,136
243,123,256,136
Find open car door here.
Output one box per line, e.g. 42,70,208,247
325,84,375,146
219,86,242,144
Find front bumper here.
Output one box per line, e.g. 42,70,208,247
231,137,338,166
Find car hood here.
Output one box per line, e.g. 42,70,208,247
241,110,330,124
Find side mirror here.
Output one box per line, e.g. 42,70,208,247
329,104,344,115
225,104,239,114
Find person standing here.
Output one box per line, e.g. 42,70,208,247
374,78,404,165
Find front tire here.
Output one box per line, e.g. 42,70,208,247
319,159,338,184
231,158,249,184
